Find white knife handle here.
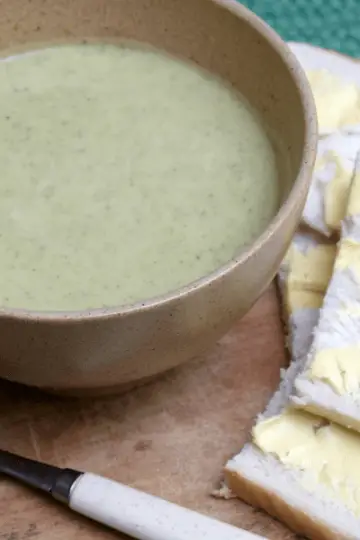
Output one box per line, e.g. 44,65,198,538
69,473,266,540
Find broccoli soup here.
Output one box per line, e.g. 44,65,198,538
0,42,279,311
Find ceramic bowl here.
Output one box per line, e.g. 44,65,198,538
0,0,317,395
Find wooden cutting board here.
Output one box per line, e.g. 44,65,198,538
0,284,296,540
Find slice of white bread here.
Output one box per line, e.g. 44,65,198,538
289,43,360,136
224,228,355,539
291,170,360,432
302,132,360,236
278,231,336,363
225,359,360,540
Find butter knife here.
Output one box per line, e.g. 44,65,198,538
0,449,265,539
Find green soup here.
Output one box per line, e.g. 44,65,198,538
0,43,279,311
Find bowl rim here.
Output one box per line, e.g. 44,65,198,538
0,0,318,322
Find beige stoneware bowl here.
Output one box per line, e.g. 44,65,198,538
0,0,317,396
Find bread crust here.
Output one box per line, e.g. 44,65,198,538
225,469,355,540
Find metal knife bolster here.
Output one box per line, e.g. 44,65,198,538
0,449,82,504
51,468,83,504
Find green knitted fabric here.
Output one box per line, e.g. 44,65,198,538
240,0,360,57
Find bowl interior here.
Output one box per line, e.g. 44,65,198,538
3,0,306,205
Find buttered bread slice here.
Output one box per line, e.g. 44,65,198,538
305,69,360,135
226,403,360,540
225,308,360,540
302,132,360,236
225,345,360,539
291,170,360,432
224,228,352,539
278,232,336,363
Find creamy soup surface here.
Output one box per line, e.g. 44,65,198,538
0,42,279,311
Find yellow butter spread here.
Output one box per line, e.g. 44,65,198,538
286,289,323,313
285,244,336,314
334,171,360,279
287,244,336,293
323,153,353,231
309,347,360,395
308,173,360,394
253,409,360,514
307,69,360,132
335,239,360,278
345,173,360,217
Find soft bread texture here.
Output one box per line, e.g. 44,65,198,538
225,256,360,538
293,380,360,432
226,452,358,540
224,57,360,538
292,46,360,235
291,174,360,432
224,226,349,538
305,69,360,135
224,230,356,538
278,232,336,363
289,43,360,135
302,132,360,236
225,361,360,540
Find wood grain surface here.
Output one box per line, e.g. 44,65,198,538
0,284,296,540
